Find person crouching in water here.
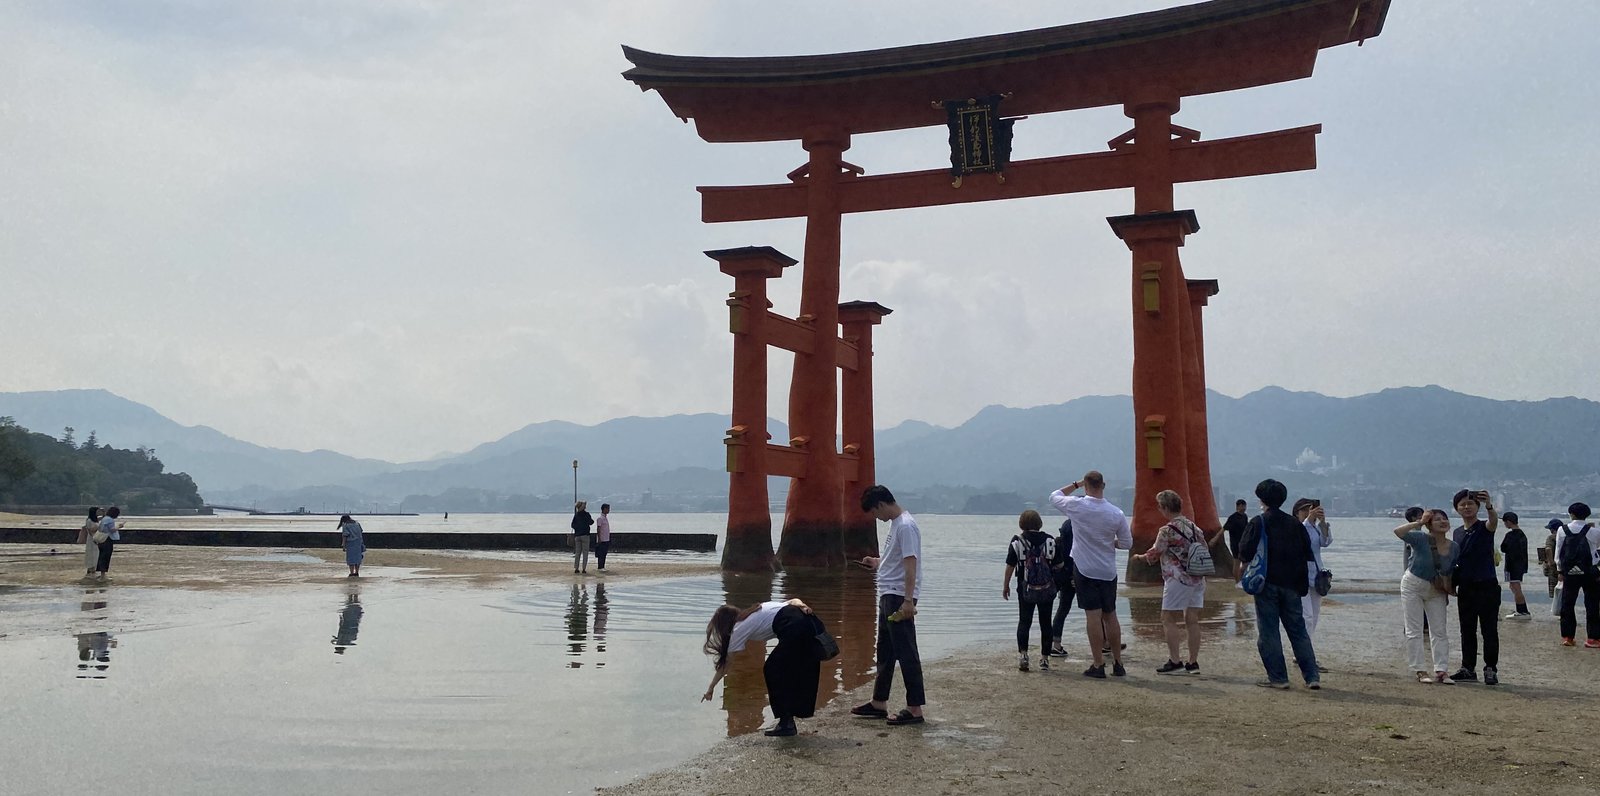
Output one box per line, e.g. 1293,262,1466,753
702,598,822,737
337,515,365,577
1003,509,1064,672
1138,490,1223,675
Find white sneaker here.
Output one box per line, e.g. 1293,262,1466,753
1018,653,1029,672
1505,611,1532,621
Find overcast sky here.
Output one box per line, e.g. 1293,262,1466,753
3,1,1596,462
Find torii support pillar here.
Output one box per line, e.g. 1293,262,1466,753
711,246,795,571
839,301,892,561
1109,209,1198,583
779,129,850,570
1184,278,1234,572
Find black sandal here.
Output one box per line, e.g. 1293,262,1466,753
886,709,925,726
850,702,887,718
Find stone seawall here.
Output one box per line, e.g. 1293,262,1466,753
0,528,716,552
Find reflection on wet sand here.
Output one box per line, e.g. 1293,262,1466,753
715,571,880,737
75,588,116,679
1125,586,1254,644
564,582,608,668
332,588,363,654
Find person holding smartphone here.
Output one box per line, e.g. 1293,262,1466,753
1449,489,1501,685
1293,498,1333,657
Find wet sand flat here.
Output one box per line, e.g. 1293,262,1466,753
607,585,1600,796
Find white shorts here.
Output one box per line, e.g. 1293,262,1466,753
1161,578,1206,611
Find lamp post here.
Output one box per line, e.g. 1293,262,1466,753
572,459,579,505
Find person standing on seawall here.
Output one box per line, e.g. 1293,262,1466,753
570,502,594,574
594,503,613,572
78,507,101,578
1449,489,1501,685
1050,471,1132,679
1237,479,1319,690
1223,499,1250,563
1500,511,1532,620
853,485,926,726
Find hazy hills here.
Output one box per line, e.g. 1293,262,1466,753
2,386,1596,512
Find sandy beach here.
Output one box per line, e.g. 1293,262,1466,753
607,583,1600,796
0,540,719,590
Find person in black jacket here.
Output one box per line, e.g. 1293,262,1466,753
1500,512,1531,619
570,502,595,574
1049,519,1077,657
1223,499,1250,561
1236,479,1319,690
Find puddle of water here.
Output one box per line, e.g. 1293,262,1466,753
223,552,327,565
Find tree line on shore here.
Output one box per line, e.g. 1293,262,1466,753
0,417,202,511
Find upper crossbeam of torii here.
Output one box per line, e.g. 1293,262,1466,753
622,0,1391,578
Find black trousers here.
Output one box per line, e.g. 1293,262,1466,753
1050,580,1076,642
1456,581,1501,669
1017,598,1053,655
872,594,924,707
594,541,611,569
95,540,115,573
765,605,820,719
1559,573,1600,641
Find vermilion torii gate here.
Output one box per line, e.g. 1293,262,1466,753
623,0,1390,577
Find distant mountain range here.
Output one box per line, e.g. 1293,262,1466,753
2,386,1596,513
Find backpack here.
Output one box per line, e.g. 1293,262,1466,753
1559,524,1596,577
1174,520,1216,577
1239,516,1269,595
1013,535,1059,604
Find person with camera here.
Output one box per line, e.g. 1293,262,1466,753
1394,509,1458,683
1449,489,1501,685
1293,498,1334,652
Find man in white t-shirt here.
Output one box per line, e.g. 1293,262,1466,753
852,485,926,726
1050,470,1131,678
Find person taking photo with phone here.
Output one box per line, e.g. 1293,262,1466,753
1449,489,1501,685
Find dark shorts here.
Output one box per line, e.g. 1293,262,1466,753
1505,567,1526,583
1074,574,1118,612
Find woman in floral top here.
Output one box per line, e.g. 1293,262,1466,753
1138,489,1224,675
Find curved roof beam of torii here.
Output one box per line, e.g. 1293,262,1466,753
621,0,1391,143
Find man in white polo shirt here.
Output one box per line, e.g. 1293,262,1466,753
1051,471,1132,678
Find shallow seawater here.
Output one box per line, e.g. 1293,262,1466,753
0,514,1559,793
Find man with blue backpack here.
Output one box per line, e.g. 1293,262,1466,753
1003,510,1067,672
1236,478,1320,690
1555,501,1600,648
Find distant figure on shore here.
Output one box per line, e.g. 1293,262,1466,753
1293,498,1333,658
444,512,449,520
78,507,101,578
1223,499,1249,562
93,506,122,581
854,485,926,726
1555,502,1599,648
1237,479,1319,690
702,597,824,737
1448,489,1500,685
570,502,594,574
337,514,365,577
1138,490,1223,675
1003,509,1064,672
1500,512,1531,619
1050,471,1131,679
595,503,613,571
1394,509,1458,684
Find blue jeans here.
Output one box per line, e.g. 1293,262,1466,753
1254,583,1318,684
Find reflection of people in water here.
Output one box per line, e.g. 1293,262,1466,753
592,583,608,653
332,591,364,654
565,583,591,664
76,587,115,678
702,598,823,737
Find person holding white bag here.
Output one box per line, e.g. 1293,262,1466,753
77,507,101,578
